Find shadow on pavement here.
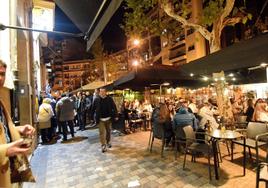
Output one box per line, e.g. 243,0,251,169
61,136,88,144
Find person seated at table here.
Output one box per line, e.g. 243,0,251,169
173,105,198,131
231,98,243,120
252,99,268,122
151,103,174,150
142,100,153,113
188,98,199,115
244,98,254,122
199,100,219,130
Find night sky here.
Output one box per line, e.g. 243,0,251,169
54,4,126,53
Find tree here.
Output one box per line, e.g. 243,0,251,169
123,0,252,53
90,37,107,83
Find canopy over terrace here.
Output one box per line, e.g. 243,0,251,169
113,64,204,90
180,33,268,84
54,0,123,50
72,80,112,93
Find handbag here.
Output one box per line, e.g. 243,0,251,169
10,155,36,183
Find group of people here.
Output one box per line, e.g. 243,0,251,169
150,96,268,149
37,88,118,153
37,90,96,143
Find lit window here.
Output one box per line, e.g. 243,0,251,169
163,41,168,47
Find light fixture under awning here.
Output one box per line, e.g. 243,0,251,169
54,0,123,51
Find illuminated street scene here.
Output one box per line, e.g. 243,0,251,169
0,0,268,188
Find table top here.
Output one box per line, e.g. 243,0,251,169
208,129,244,140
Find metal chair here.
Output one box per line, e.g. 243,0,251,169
182,125,213,180
231,122,268,165
173,124,191,160
234,115,248,129
149,120,165,157
256,138,268,188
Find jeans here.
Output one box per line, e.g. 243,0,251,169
60,120,75,140
98,119,112,145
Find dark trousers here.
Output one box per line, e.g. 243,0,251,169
83,109,93,125
78,113,85,130
60,120,75,140
40,128,50,143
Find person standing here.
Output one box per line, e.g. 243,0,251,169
91,89,100,127
56,94,75,141
76,92,85,131
92,88,117,152
37,98,54,143
0,60,35,187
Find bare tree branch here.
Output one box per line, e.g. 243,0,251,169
162,0,211,41
222,17,243,28
221,0,236,20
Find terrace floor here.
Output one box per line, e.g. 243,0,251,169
23,127,267,188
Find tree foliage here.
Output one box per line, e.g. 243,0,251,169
123,0,252,53
122,0,183,38
90,37,105,60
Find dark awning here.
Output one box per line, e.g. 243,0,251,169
181,34,268,76
113,65,204,90
54,0,123,50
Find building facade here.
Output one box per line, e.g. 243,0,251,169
0,0,54,125
51,49,128,92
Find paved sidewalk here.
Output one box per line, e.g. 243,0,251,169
23,128,266,188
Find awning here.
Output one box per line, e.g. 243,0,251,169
54,0,123,51
181,34,268,76
73,80,112,92
113,65,203,90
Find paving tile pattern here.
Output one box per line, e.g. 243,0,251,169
23,128,267,188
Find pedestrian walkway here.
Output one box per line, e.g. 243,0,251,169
23,129,264,188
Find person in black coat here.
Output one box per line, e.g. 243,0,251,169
91,88,118,152
245,98,254,122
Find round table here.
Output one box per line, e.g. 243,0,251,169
208,129,246,180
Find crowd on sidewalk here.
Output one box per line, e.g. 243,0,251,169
37,88,118,153
37,90,97,143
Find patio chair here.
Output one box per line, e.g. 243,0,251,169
231,122,268,165
149,120,165,157
173,124,190,160
128,112,143,132
181,125,213,180
234,115,248,129
256,138,268,188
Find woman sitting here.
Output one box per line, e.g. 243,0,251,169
252,99,268,122
151,103,174,150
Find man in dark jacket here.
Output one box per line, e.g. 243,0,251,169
91,88,117,152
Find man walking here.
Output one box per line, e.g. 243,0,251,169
92,88,117,152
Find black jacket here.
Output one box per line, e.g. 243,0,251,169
91,95,117,124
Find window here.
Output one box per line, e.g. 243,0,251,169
188,45,195,51
187,28,195,36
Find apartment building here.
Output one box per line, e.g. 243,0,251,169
127,0,208,67
50,49,128,92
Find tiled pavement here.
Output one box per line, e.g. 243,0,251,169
23,128,267,188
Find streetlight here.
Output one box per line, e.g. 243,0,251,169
160,82,170,101
133,39,140,46
132,59,139,73
151,82,170,103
